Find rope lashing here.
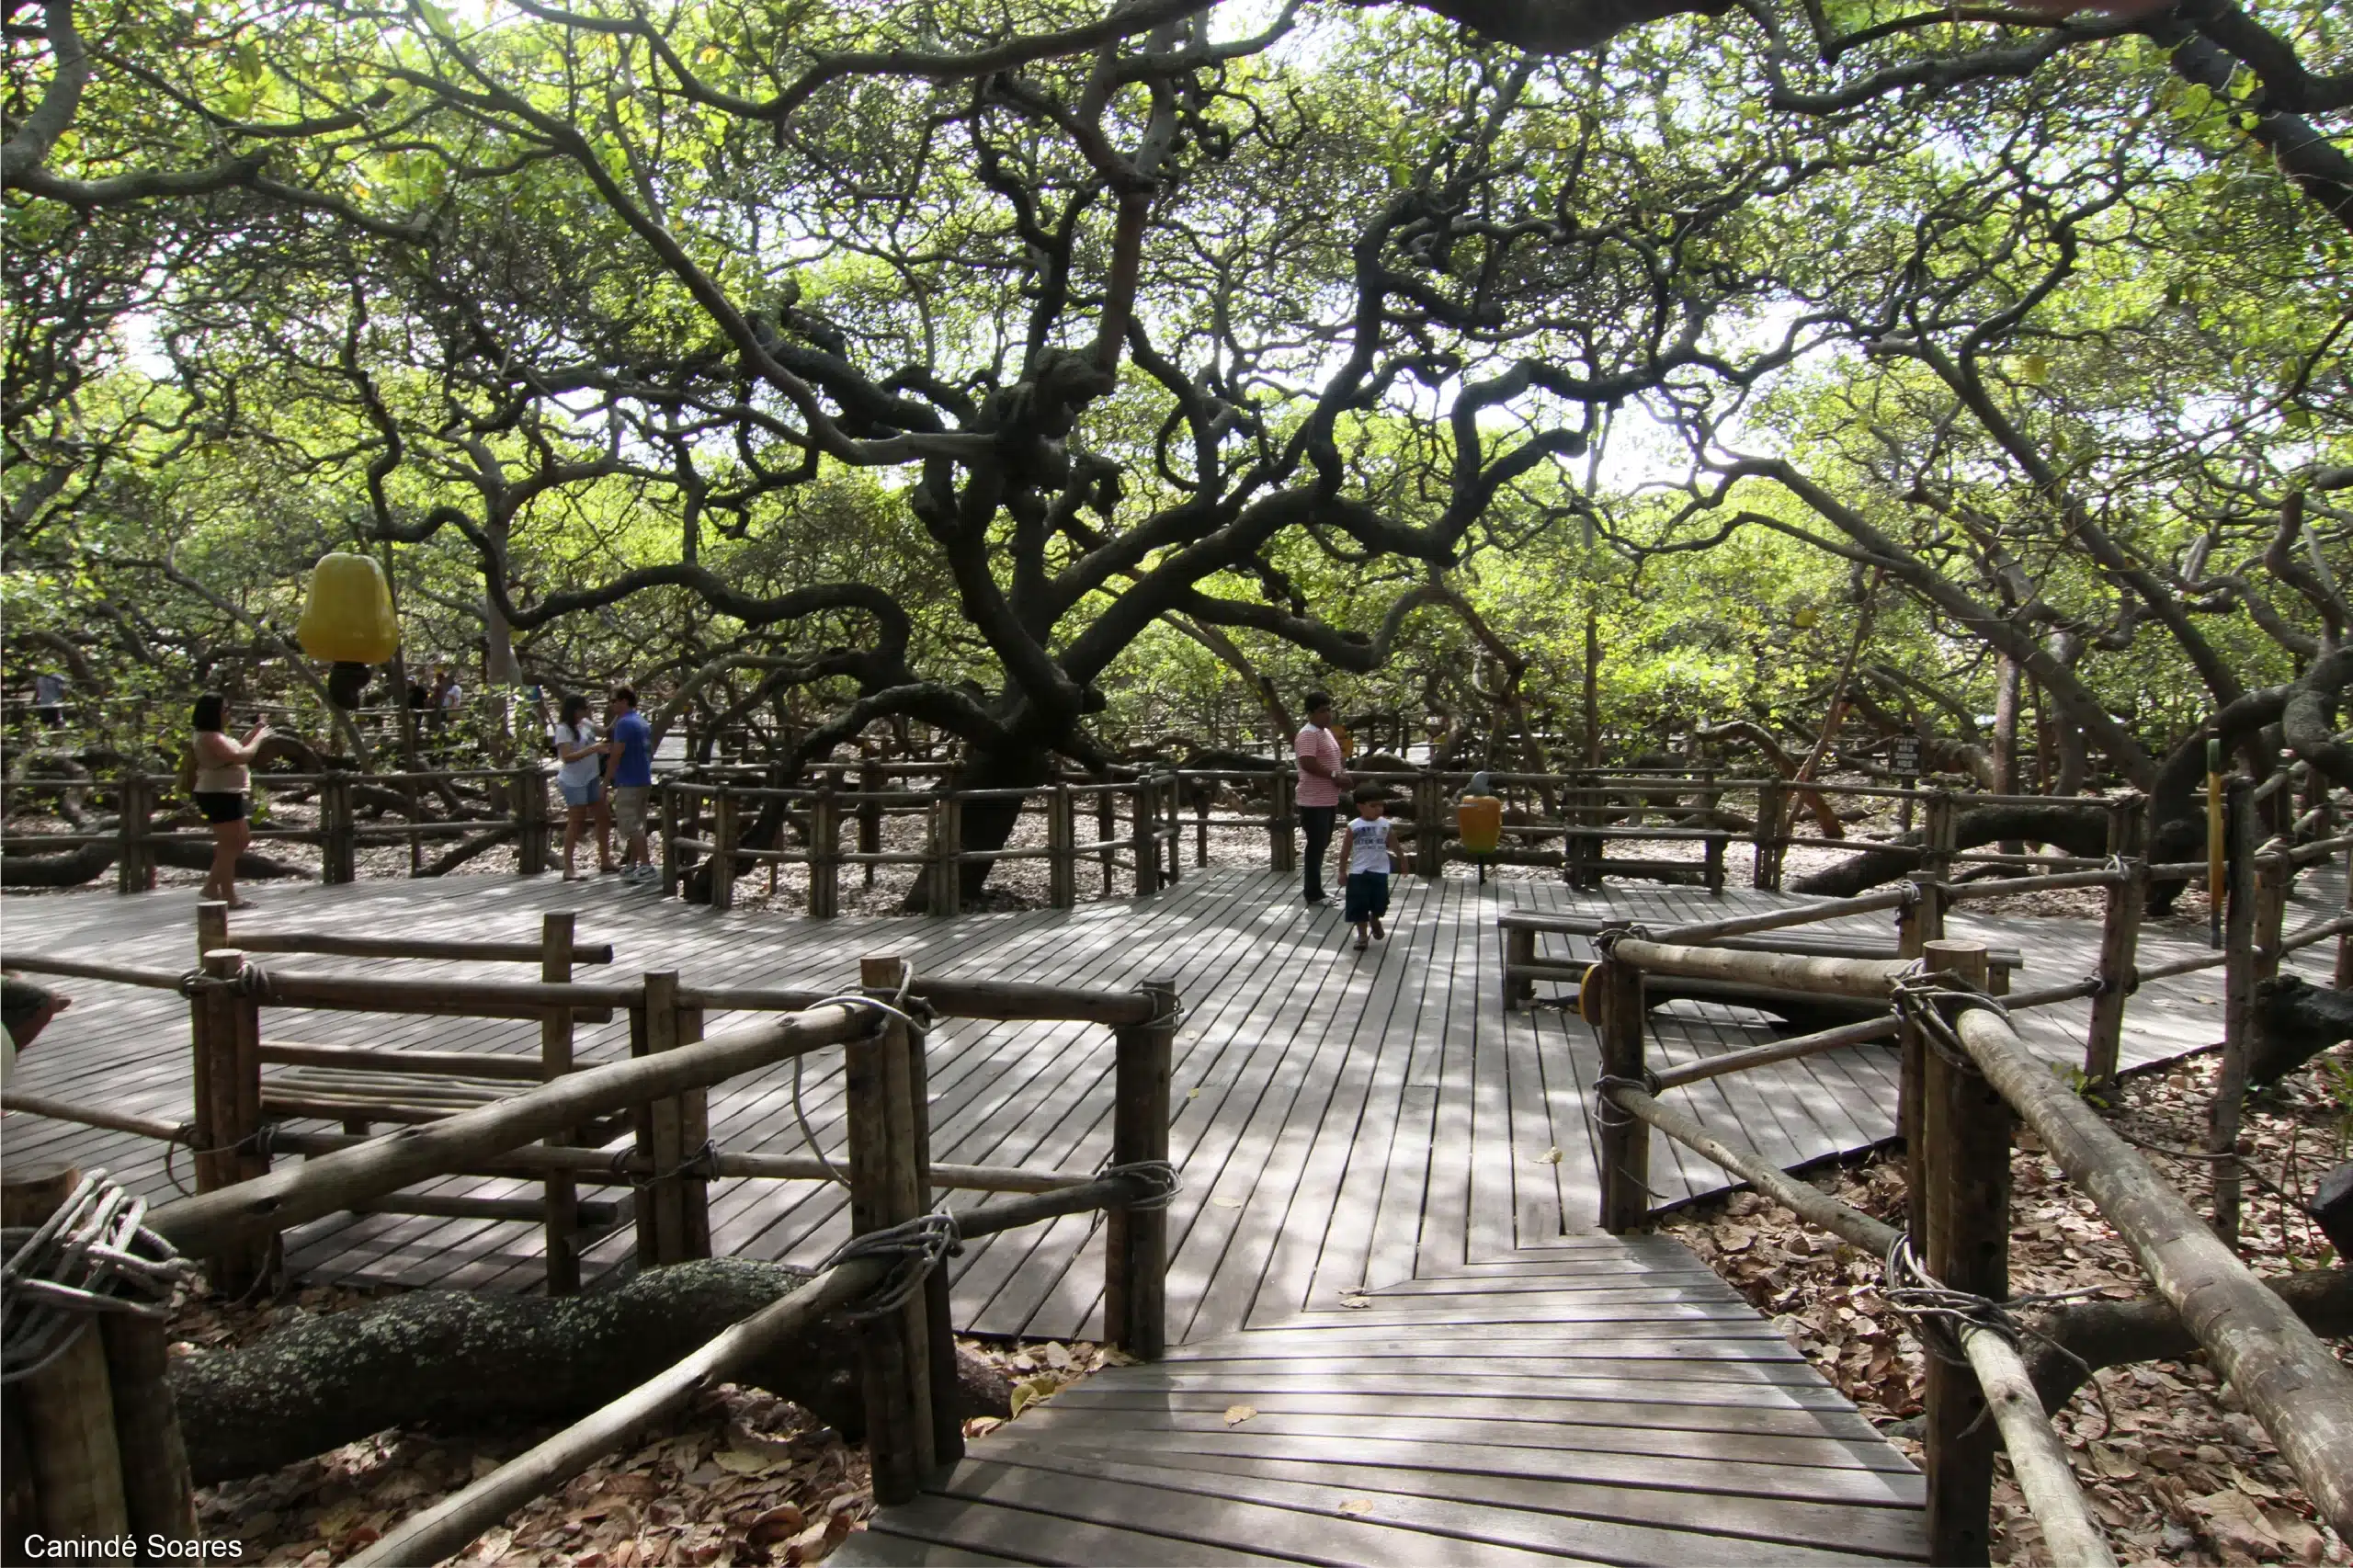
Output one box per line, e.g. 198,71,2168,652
823,1210,961,1321
1588,1069,1665,1131
1889,971,2009,1074
2,1170,190,1385
1879,1233,2109,1430
610,1138,722,1187
1097,1158,1182,1210
176,960,274,1000
785,963,926,1190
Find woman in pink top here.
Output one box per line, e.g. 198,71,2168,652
1293,692,1349,903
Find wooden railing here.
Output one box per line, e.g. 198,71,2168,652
1559,858,2353,1560
661,770,1184,915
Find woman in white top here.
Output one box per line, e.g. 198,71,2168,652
189,693,270,907
551,693,617,881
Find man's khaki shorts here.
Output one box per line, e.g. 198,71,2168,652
612,784,652,836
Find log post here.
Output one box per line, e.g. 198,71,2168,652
1753,778,1785,891
1162,774,1182,888
930,794,963,917
101,1307,199,1551
188,946,274,1295
1921,790,1958,884
2338,828,2353,992
1105,977,1176,1361
1898,871,1944,1248
514,766,547,876
4,1164,131,1545
2252,843,2291,989
676,996,711,1260
2086,795,2149,1085
810,785,840,919
2211,777,2258,1244
1270,767,1296,873
1096,784,1117,896
879,961,961,1472
659,783,681,898
1504,924,1536,1010
1049,783,1076,909
710,788,738,913
321,773,358,886
1702,832,1725,897
1418,770,1446,880
847,957,936,1504
635,971,690,1267
859,757,884,888
540,912,582,1295
1596,949,1650,1233
1918,940,2008,1568
1194,778,1211,868
115,773,151,895
1134,781,1162,896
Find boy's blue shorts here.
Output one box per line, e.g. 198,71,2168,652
1344,870,1391,924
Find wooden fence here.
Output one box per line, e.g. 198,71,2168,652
1545,789,2353,1562
7,756,2341,922
2,907,1183,1553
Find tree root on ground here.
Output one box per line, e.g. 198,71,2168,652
172,1259,1013,1485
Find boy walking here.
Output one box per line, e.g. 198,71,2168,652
1336,784,1404,951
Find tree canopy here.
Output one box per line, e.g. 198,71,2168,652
5,0,2347,857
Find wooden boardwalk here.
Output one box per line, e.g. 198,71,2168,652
0,867,2323,1336
7,864,2333,1564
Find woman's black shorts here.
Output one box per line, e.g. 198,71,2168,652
194,790,247,824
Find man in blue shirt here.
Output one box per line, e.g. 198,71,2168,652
607,687,656,884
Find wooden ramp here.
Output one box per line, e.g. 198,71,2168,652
839,1239,1927,1565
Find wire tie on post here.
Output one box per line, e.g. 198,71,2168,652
1097,1157,1182,1210
824,1210,961,1321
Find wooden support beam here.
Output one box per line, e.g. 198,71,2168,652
810,785,840,918
1049,783,1076,909
2211,778,2258,1244
540,911,581,1295
4,1164,131,1543
847,956,934,1505
1951,1003,2353,1542
1608,938,1915,999
1105,977,1176,1361
2086,797,2149,1085
1596,955,1649,1234
1919,941,2006,1567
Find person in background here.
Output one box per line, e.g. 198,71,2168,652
1,974,69,1090
191,693,270,908
1293,691,1349,905
32,670,66,729
1336,783,1405,951
551,694,617,881
606,687,656,885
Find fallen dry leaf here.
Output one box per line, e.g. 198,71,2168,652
1336,1498,1375,1517
1223,1404,1257,1426
1337,1291,1373,1309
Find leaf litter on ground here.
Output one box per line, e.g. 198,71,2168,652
1660,1044,2351,1568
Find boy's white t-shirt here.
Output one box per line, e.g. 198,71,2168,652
552,722,603,788
1345,815,1392,875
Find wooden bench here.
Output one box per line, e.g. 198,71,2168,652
196,903,628,1291
1563,825,1731,896
1499,909,2022,1014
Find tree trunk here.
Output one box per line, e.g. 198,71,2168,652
2022,1268,2352,1418
1785,804,2109,897
171,1259,1011,1485
902,744,1055,912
